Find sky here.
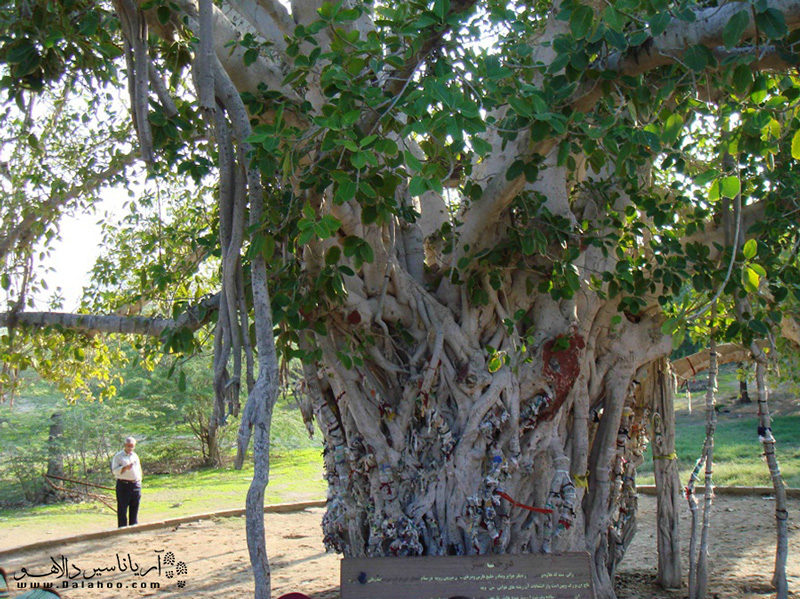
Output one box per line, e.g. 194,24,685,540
37,194,120,312
46,211,103,310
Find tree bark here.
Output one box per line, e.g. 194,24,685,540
751,346,789,599
652,359,682,589
0,294,219,337
693,330,718,599
300,272,673,599
44,412,65,503
738,366,751,404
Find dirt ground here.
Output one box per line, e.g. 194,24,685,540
1,494,797,599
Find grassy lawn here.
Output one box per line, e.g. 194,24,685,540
638,367,800,488
637,413,800,487
0,449,326,548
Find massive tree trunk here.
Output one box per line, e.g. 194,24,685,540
301,264,672,597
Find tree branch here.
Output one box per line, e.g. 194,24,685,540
606,0,800,78
671,342,752,383
225,0,293,53
0,293,219,337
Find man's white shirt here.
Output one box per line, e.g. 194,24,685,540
111,450,142,482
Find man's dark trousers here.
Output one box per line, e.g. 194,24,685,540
116,480,141,527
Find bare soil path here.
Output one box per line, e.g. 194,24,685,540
1,494,797,598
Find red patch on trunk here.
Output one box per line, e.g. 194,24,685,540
540,334,585,420
347,310,362,325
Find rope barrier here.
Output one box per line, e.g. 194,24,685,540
495,491,553,514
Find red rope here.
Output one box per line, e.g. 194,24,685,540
686,356,697,376
495,491,553,514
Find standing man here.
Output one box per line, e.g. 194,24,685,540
111,436,142,527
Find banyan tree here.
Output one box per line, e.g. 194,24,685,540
1,0,799,597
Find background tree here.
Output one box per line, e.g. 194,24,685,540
2,1,800,598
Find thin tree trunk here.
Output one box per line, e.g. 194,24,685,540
751,345,789,599
652,359,681,588
686,454,703,599
693,328,718,599
738,363,750,403
44,412,64,503
243,228,280,599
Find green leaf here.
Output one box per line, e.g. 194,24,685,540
662,113,684,144
298,228,314,246
725,321,742,341
404,150,423,172
749,318,769,335
80,10,100,35
565,267,580,292
337,351,353,370
791,129,800,159
602,5,625,32
521,235,535,256
570,5,595,39
361,205,378,225
359,134,378,148
508,95,533,118
409,176,427,197
723,11,750,48
351,151,367,169
320,215,342,232
732,64,752,95
557,140,571,166
708,179,721,202
0,273,9,291
336,8,360,22
756,8,787,39
360,242,374,264
472,137,492,157
750,74,768,103
694,169,719,186
744,265,760,292
243,48,259,67
156,5,171,26
683,45,711,71
377,138,399,156
325,246,341,265
335,179,357,204
720,175,740,199
648,12,671,36
488,355,503,373
661,317,680,335
506,159,526,181
314,222,330,239
434,0,450,21
342,110,360,127
742,238,758,259
178,370,187,392
552,336,571,352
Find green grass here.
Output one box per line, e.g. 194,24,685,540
0,449,326,545
638,413,800,487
